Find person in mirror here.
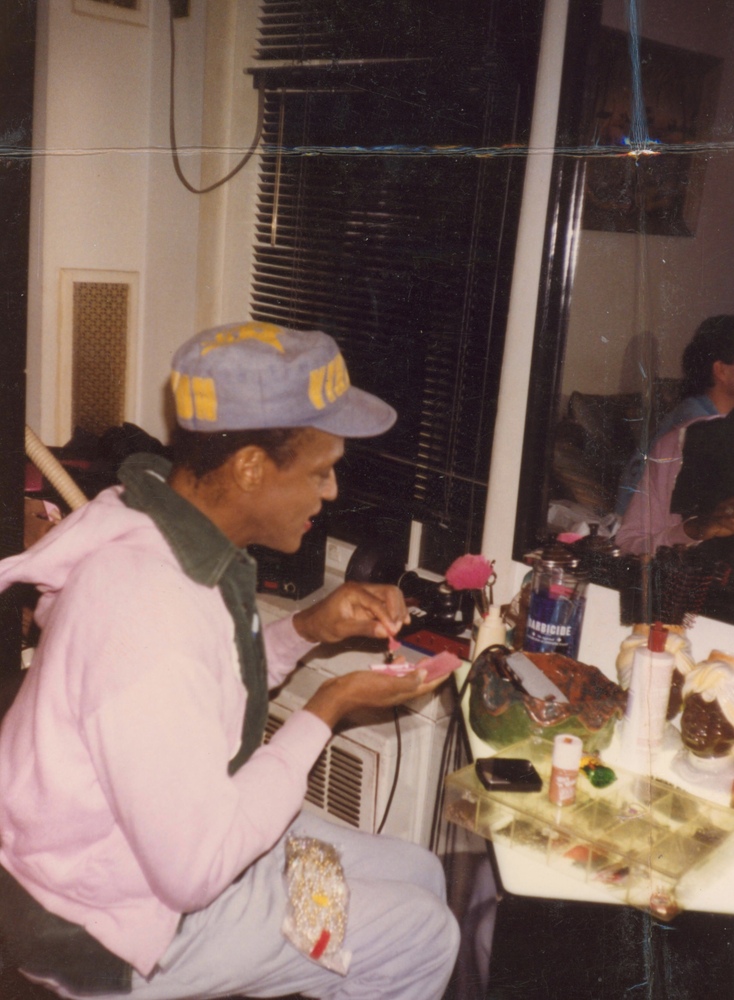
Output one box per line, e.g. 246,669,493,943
616,316,734,517
669,405,734,559
616,315,734,555
0,323,460,1000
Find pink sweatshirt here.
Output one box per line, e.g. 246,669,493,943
0,487,331,976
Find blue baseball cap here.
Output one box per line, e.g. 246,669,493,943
170,321,396,438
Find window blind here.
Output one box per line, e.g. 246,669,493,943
249,0,542,571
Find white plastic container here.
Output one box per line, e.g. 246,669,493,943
549,733,583,806
620,622,675,768
471,605,507,661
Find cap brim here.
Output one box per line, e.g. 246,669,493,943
306,386,397,438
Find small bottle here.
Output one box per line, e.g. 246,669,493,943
549,733,583,806
471,605,507,661
620,622,675,767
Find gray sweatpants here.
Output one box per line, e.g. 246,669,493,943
39,811,459,1000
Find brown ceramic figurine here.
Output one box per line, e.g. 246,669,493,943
680,651,734,759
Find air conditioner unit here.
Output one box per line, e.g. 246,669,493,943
258,576,456,848
267,664,450,848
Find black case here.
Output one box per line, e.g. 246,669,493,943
475,757,543,792
249,519,326,600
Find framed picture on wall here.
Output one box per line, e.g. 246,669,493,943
581,28,721,236
72,0,149,27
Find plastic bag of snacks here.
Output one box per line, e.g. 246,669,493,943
282,835,351,975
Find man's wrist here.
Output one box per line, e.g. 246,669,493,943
292,607,320,644
303,676,348,729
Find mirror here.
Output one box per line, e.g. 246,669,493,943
514,0,734,623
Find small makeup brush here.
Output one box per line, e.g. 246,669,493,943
385,635,401,663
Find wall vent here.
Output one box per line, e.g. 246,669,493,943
72,281,128,437
59,269,138,443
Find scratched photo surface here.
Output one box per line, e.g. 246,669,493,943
2,1,734,998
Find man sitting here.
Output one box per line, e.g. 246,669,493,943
0,322,460,1000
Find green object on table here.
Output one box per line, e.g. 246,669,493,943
469,697,616,753
582,762,616,788
468,648,626,754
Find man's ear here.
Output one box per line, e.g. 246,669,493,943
231,446,269,493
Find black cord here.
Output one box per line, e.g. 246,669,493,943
428,647,507,854
429,666,475,853
377,707,402,834
381,647,501,841
168,0,265,195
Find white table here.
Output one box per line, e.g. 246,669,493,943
454,663,734,916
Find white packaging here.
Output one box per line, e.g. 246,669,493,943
621,645,675,766
471,605,507,661
549,733,583,805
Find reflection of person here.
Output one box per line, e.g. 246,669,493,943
670,407,734,556
0,323,460,999
616,316,734,556
616,316,734,516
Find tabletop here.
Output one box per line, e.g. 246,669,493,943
453,662,734,916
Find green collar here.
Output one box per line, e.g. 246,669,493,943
119,452,268,772
117,452,254,587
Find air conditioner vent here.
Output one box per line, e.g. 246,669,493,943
264,712,366,829
263,714,282,742
262,661,448,846
326,747,363,827
305,752,327,809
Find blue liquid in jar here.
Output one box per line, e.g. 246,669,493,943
524,591,586,659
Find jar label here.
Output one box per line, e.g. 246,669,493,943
524,593,585,659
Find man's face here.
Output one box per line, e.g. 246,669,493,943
249,428,344,553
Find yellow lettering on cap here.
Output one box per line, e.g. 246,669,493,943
309,366,326,410
171,371,194,421
192,377,217,423
324,358,336,403
333,352,350,395
200,321,284,356
308,353,350,411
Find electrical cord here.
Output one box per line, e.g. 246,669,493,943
373,646,497,839
429,667,473,854
376,707,402,834
429,645,506,855
168,0,265,195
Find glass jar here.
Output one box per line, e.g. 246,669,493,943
523,543,589,659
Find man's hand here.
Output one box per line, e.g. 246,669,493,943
684,496,734,542
303,669,445,729
293,582,410,645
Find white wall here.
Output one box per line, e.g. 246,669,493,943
29,0,155,441
137,0,208,436
27,0,261,444
194,0,261,332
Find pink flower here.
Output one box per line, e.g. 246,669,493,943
445,554,494,591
